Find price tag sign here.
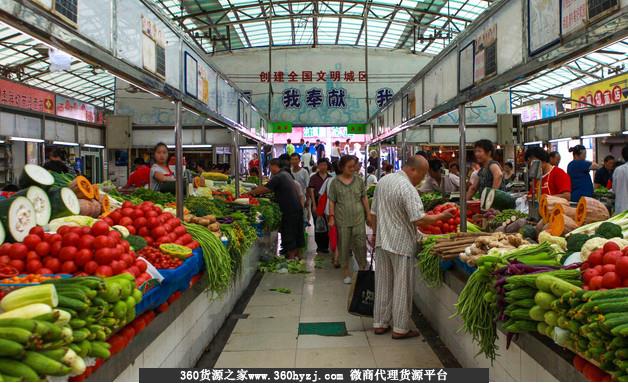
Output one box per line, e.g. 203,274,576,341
347,124,367,134
269,121,293,133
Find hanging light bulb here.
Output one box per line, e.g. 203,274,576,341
496,144,501,150
439,149,442,154
452,152,456,158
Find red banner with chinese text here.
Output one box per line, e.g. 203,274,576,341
0,79,55,114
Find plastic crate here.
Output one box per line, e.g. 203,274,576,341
135,248,204,315
0,274,72,294
454,258,477,275
439,259,454,271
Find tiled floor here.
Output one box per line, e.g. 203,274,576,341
214,230,444,368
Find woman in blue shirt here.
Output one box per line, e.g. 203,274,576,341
567,145,599,202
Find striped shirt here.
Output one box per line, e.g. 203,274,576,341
371,171,425,257
328,175,366,227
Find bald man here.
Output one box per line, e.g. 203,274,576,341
370,156,455,339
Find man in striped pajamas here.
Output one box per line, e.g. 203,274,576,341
370,155,455,339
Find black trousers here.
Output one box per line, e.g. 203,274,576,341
314,216,329,252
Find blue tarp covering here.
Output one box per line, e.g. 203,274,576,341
135,247,204,315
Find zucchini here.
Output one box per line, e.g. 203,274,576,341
48,187,80,219
534,291,555,310
0,339,23,357
604,317,628,332
89,342,111,359
72,329,90,342
16,186,51,226
19,165,54,190
34,321,62,341
38,348,67,362
0,327,33,344
536,274,580,296
584,288,628,301
22,351,71,376
0,197,36,242
69,319,86,329
57,296,88,311
0,359,39,381
596,302,628,314
544,311,558,327
529,305,546,321
0,284,58,312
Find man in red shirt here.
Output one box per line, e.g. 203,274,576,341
525,146,571,200
126,158,150,188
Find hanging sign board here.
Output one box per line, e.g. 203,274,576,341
0,79,55,114
184,52,198,98
141,15,166,77
474,24,497,83
198,63,210,104
528,0,561,55
561,0,588,36
571,73,628,109
347,124,367,134
268,121,293,133
459,41,475,91
55,95,104,124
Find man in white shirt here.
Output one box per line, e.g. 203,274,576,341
443,162,461,193
418,160,443,193
302,149,313,173
343,138,351,155
613,146,628,214
371,155,455,339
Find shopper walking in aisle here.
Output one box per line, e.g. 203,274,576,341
366,166,378,186
524,146,571,200
328,155,373,283
296,139,305,155
291,153,311,226
594,155,615,189
567,144,599,202
286,139,295,156
314,139,324,160
418,160,443,193
301,146,314,173
331,141,341,163
368,150,379,171
149,142,175,191
613,145,628,213
343,139,351,156
549,151,561,167
309,158,332,253
262,145,273,176
249,159,304,259
443,162,460,193
370,155,455,339
467,139,504,198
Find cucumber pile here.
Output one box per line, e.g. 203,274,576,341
0,289,85,379
554,288,628,379
43,274,142,360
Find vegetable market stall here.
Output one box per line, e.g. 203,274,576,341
0,164,281,382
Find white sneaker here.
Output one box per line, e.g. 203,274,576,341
343,277,352,284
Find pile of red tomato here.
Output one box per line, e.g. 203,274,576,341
137,247,182,269
0,222,148,278
103,201,199,250
420,203,462,235
581,242,628,290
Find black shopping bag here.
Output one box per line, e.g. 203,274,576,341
347,249,374,317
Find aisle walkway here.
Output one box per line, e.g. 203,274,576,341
213,231,445,368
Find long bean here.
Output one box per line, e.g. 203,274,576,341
455,267,499,362
417,237,443,288
184,223,233,294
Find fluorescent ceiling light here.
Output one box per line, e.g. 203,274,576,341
623,131,628,135
524,141,543,146
239,146,258,149
183,107,200,117
582,133,611,139
53,141,79,146
10,137,44,143
548,137,572,143
0,140,4,144
83,144,105,149
166,144,213,149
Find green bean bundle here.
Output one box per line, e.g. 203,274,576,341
184,223,233,294
417,237,443,288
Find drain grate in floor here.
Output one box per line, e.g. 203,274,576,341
298,322,348,336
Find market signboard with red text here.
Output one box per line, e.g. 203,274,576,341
571,73,628,109
0,79,55,114
55,95,104,124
